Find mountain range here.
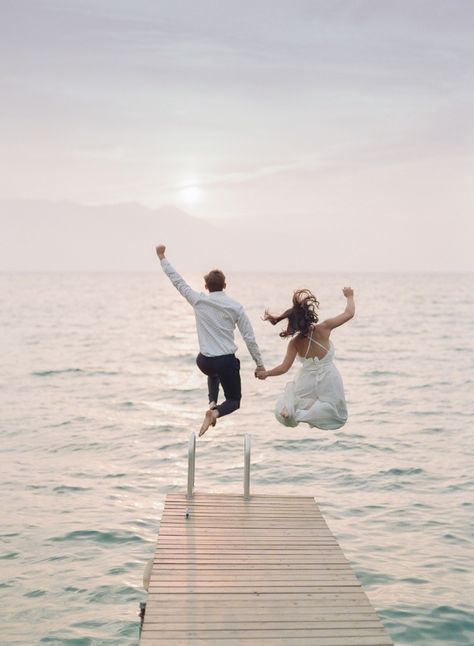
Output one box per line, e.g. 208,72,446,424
0,200,287,272
1,199,469,272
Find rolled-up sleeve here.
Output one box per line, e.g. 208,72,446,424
237,309,264,366
160,259,200,306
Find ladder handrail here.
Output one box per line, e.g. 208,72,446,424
186,432,251,505
187,432,196,499
244,433,251,499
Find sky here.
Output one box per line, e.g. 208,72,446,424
1,0,473,270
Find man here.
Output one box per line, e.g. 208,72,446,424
156,245,265,436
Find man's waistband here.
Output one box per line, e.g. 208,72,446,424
198,352,236,359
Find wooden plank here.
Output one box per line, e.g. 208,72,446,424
165,495,317,501
141,637,393,645
154,555,343,560
155,539,338,544
154,548,340,553
150,563,349,569
161,512,328,518
154,555,346,561
149,575,367,585
144,600,376,613
148,587,363,594
144,610,378,620
161,515,329,524
144,597,371,605
154,548,344,555
152,568,357,582
155,535,337,541
140,492,393,645
153,556,346,561
154,547,340,552
162,509,325,516
148,583,362,590
158,531,337,537
155,547,339,553
161,522,331,528
142,627,392,646
146,619,382,624
142,626,390,635
143,620,385,630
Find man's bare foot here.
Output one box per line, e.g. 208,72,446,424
280,407,289,419
208,402,217,426
199,409,218,437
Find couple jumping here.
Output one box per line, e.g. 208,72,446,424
156,245,355,437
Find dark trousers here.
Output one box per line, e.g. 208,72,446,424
196,353,241,418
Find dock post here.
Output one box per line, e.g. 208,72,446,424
138,600,146,636
186,432,196,518
243,433,251,499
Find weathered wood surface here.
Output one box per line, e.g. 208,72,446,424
141,492,393,645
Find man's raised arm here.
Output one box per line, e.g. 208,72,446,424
155,245,200,306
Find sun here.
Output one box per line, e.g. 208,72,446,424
178,183,204,207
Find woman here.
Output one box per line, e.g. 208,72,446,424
256,287,355,429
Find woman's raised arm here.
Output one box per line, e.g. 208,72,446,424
320,287,355,331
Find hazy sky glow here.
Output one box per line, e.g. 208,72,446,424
1,0,473,270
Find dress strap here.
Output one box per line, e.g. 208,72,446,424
304,335,313,358
312,338,330,353
304,334,329,355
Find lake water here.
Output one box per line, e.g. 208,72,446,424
1,271,473,645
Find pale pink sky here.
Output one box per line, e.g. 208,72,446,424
1,1,473,270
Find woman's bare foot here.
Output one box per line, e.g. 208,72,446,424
199,409,218,437
280,407,289,419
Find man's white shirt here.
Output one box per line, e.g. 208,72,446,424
160,258,263,366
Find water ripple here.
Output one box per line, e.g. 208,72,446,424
2,272,473,646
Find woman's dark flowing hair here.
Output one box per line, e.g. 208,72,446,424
264,289,319,338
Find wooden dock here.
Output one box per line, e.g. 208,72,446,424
140,489,393,645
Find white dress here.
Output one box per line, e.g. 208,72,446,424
275,337,348,430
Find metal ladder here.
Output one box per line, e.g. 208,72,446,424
185,432,251,517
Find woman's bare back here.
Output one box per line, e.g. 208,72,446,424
294,325,330,360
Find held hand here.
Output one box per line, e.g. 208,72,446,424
156,244,166,260
255,367,267,380
342,286,354,298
